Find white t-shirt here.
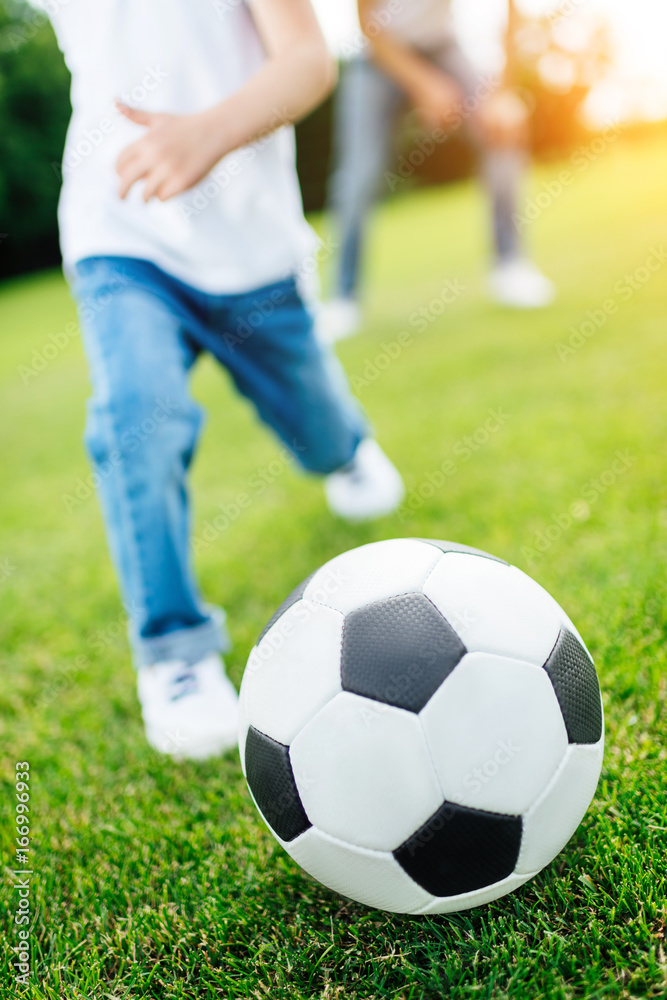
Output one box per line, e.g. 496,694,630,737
387,0,453,50
40,0,316,293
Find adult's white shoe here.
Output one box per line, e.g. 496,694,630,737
138,653,239,760
325,438,405,522
317,297,362,344
489,258,556,308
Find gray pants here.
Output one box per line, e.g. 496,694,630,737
328,41,526,298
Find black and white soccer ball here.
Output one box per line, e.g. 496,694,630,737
239,538,604,914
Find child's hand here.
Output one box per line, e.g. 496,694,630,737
115,102,226,202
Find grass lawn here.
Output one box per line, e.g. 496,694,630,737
1,131,666,999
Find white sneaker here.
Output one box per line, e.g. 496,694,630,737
317,297,362,344
138,653,239,760
489,258,556,308
325,438,405,522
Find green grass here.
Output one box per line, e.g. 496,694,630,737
1,132,667,999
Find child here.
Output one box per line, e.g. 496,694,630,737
44,0,404,760
321,0,555,341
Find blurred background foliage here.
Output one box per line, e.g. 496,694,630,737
508,1,613,154
0,1,71,278
0,0,626,279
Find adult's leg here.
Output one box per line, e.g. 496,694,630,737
479,147,526,262
328,58,403,300
70,256,229,667
432,40,526,263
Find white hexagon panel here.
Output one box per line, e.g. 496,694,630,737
289,691,443,852
422,553,562,665
283,827,432,913
302,538,443,615
419,651,569,816
239,599,344,751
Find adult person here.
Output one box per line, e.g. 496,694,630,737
322,0,555,341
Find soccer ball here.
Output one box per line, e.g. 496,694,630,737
238,538,604,914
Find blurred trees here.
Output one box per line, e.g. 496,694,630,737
509,1,614,156
295,94,334,214
0,1,71,278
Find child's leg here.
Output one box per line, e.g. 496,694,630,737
70,256,229,668
201,277,369,475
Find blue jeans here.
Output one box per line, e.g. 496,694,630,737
71,256,367,668
329,44,526,299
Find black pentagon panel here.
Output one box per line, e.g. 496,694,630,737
257,570,317,644
543,628,602,744
415,538,508,565
341,593,466,713
244,726,311,842
394,801,522,897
